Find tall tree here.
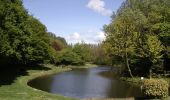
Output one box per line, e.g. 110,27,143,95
72,43,91,62
104,0,167,77
0,0,51,65
104,8,140,77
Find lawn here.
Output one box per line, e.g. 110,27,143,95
0,64,76,100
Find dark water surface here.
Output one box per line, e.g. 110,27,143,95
28,67,142,99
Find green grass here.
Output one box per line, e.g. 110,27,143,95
120,77,142,86
0,64,77,100
66,63,98,69
121,77,170,86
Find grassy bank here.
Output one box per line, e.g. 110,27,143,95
121,77,170,86
120,77,142,86
83,98,134,100
66,63,98,69
0,64,76,100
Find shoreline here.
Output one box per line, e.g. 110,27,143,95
0,64,76,100
2,64,164,100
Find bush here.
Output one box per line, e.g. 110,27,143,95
142,79,169,98
57,49,84,65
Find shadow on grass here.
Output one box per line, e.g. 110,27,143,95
0,64,51,86
26,64,51,71
0,65,28,86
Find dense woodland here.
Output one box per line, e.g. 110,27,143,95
0,0,170,78
0,0,104,67
103,0,170,78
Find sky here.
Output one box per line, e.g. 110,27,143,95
23,0,125,44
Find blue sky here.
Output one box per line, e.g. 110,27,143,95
23,0,125,44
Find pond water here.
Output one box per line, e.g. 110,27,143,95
28,67,142,99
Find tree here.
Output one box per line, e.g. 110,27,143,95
104,8,144,77
89,44,111,65
72,43,91,62
48,32,67,51
136,34,164,78
57,48,83,65
48,32,68,64
103,0,167,77
20,16,51,65
0,0,51,65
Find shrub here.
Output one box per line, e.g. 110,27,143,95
57,49,84,65
142,79,169,98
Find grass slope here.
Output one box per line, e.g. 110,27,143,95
0,64,76,100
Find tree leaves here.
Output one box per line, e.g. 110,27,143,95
0,0,51,65
103,0,169,76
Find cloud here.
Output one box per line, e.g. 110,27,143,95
86,0,112,16
65,31,105,44
66,32,82,43
71,32,80,40
96,31,106,41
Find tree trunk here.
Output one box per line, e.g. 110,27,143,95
125,48,133,78
149,61,153,79
149,69,152,79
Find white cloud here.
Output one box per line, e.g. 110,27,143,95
66,32,82,43
96,31,106,41
86,0,112,16
65,31,106,44
72,32,80,40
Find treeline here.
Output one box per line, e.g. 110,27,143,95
50,41,108,66
0,0,51,66
103,0,170,77
0,0,107,67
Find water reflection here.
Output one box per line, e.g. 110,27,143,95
28,67,142,98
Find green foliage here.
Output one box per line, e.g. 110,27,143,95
0,0,28,64
57,49,84,65
104,8,144,77
103,0,170,77
47,46,58,64
47,32,69,65
92,44,111,65
72,43,91,62
49,32,67,51
142,79,169,98
20,16,51,64
0,64,75,100
136,35,164,64
0,0,51,65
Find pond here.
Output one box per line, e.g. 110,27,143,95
28,67,142,99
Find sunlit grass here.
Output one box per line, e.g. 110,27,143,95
0,64,76,100
66,63,98,69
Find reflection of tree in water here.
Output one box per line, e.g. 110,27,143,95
28,75,53,92
28,67,142,98
105,78,142,98
97,67,142,98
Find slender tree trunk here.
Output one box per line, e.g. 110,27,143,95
125,47,133,78
149,69,152,79
124,25,133,78
149,61,153,79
